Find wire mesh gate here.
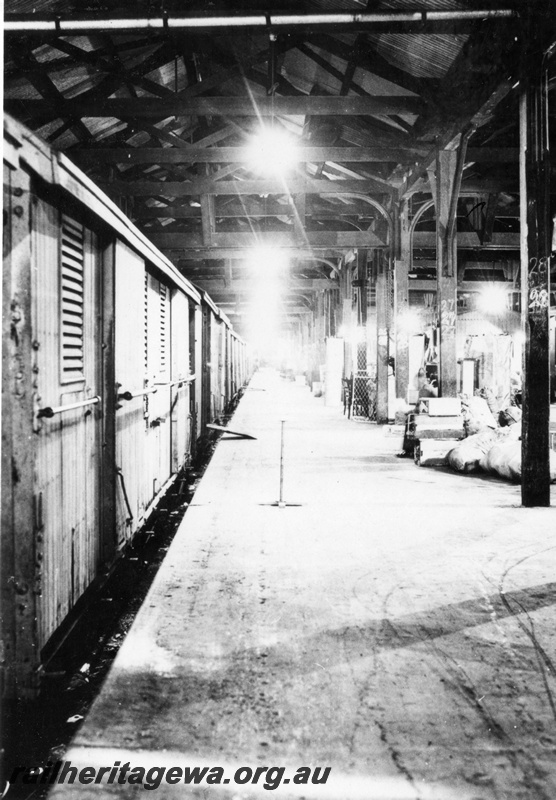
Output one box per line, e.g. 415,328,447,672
345,342,377,421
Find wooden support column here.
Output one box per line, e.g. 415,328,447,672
313,291,326,383
339,257,352,376
435,149,459,397
480,193,499,244
225,258,233,287
395,200,410,399
292,193,306,243
520,53,551,507
301,316,311,374
201,193,215,247
376,251,389,423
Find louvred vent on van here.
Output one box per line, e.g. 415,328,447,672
61,214,85,381
160,282,168,374
144,272,149,372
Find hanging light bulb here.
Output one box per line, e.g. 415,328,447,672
244,32,298,177
245,125,298,176
398,308,421,334
478,284,508,314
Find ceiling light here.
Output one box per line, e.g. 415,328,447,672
246,246,289,277
397,309,421,335
245,126,298,176
478,285,508,315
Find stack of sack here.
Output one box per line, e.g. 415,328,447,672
447,396,556,482
477,423,522,481
478,426,556,482
447,428,498,473
463,396,498,435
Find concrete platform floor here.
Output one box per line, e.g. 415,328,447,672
53,369,556,800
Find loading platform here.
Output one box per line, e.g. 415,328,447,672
52,369,556,800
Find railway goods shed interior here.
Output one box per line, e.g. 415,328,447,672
2,2,556,799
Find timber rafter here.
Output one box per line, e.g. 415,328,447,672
3,2,532,314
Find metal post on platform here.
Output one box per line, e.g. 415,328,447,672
278,419,286,508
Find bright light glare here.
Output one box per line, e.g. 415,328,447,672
478,285,507,314
244,247,289,359
246,286,282,363
354,326,367,344
246,246,289,276
397,309,421,334
337,325,365,344
245,126,298,176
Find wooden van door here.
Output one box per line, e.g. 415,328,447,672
145,272,172,500
201,305,211,428
171,288,191,471
33,207,102,647
114,241,146,544
210,317,220,419
189,302,199,454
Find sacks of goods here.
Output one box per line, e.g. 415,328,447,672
448,416,556,483
479,434,556,482
446,429,498,473
462,396,498,435
480,441,522,481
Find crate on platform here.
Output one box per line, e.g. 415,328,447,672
384,424,406,451
414,439,459,467
426,398,462,416
410,414,465,441
384,424,406,437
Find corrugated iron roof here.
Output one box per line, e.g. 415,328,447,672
372,31,467,78
367,0,469,78
3,0,521,223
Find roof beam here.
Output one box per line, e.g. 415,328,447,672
309,33,432,100
413,231,519,249
200,192,216,246
49,38,176,99
181,37,303,102
466,147,519,163
101,175,516,197
73,145,429,164
148,230,385,249
176,247,363,260
9,39,184,130
12,47,93,143
227,310,314,319
401,81,517,197
6,95,423,119
193,279,333,293
400,15,520,194
4,10,517,36
292,193,306,241
244,66,305,98
295,42,369,97
132,199,379,219
100,177,395,196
